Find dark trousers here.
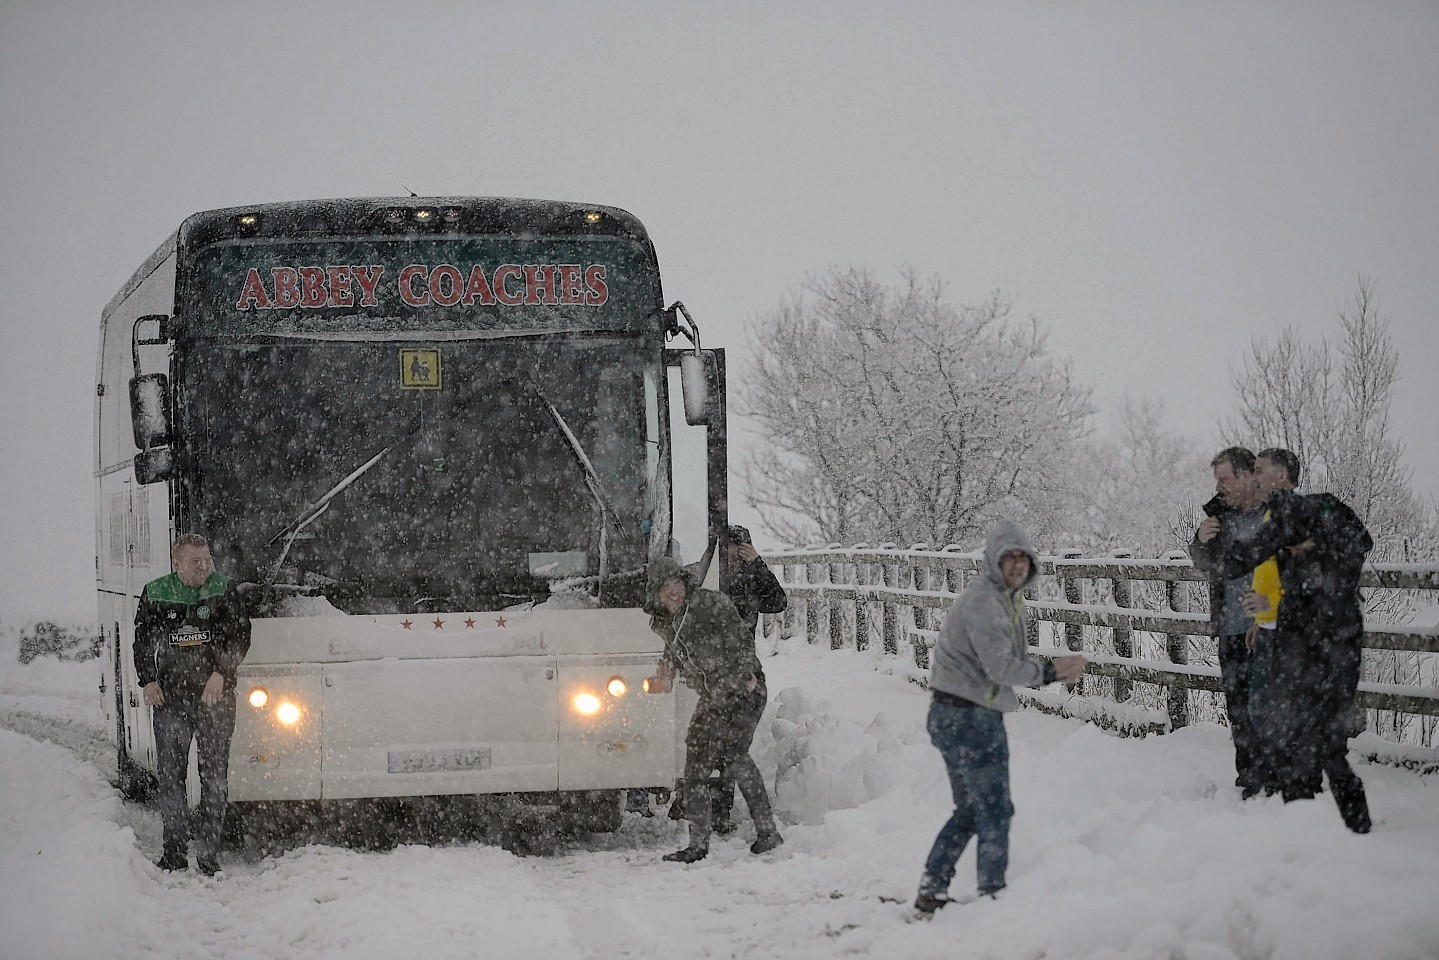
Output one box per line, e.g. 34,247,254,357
680,682,776,848
1219,632,1270,791
1259,631,1370,829
1313,641,1371,832
919,698,1013,897
153,692,237,856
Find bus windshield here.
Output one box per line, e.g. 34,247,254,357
183,336,664,613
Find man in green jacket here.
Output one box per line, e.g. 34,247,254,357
134,534,251,875
645,556,782,862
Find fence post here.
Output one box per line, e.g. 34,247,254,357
1058,548,1083,652
943,545,964,598
912,544,932,631
853,544,870,652
828,543,846,650
880,543,899,655
1057,548,1084,695
1025,579,1040,649
782,560,797,640
909,545,929,669
1109,548,1133,704
805,555,821,646
1163,549,1191,729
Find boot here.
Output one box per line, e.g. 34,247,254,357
196,852,222,876
666,780,687,821
662,845,708,863
913,893,952,917
155,848,188,872
750,829,784,855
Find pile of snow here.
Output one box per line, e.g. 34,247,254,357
0,730,163,959
763,685,928,825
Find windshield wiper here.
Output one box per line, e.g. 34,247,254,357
265,443,396,584
530,382,625,587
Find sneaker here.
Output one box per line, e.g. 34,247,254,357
196,853,221,876
662,845,708,863
749,830,784,855
154,851,189,872
913,893,952,916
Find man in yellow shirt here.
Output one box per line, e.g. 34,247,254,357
1239,452,1295,798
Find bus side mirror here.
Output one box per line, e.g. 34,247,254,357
134,447,176,485
129,374,172,449
680,353,710,426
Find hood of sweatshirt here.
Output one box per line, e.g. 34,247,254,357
982,519,1040,591
643,556,700,617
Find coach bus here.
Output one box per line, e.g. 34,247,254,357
96,197,729,835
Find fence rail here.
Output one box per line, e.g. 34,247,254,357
762,546,1439,735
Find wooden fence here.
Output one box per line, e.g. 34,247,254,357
762,546,1439,737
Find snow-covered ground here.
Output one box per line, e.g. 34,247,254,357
3,623,1438,960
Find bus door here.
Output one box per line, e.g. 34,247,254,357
664,347,727,589
318,653,561,800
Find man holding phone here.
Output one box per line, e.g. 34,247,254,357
1188,447,1271,798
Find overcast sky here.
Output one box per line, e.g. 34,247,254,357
2,1,1436,620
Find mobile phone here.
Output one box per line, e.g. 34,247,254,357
1201,495,1231,518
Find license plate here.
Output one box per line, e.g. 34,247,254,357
386,748,492,774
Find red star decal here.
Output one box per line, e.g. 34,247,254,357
495,616,508,628
432,618,445,630
464,617,477,629
401,619,413,630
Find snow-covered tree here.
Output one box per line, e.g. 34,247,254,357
738,267,1094,548
1059,396,1211,556
1223,276,1433,555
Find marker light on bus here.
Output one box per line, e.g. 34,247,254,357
572,692,602,716
606,677,628,698
583,211,603,223
275,702,302,726
247,687,269,708
442,208,462,223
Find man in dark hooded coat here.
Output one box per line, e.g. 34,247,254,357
1214,485,1374,832
644,556,783,862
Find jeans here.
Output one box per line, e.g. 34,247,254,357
153,691,237,857
919,698,1014,897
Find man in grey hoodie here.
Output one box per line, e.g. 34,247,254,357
914,520,1086,915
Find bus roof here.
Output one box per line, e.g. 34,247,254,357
178,197,652,250
105,197,655,322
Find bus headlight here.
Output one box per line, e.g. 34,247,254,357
248,687,269,708
606,677,628,698
275,701,303,726
572,692,601,716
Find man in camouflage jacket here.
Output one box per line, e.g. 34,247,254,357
644,556,782,862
